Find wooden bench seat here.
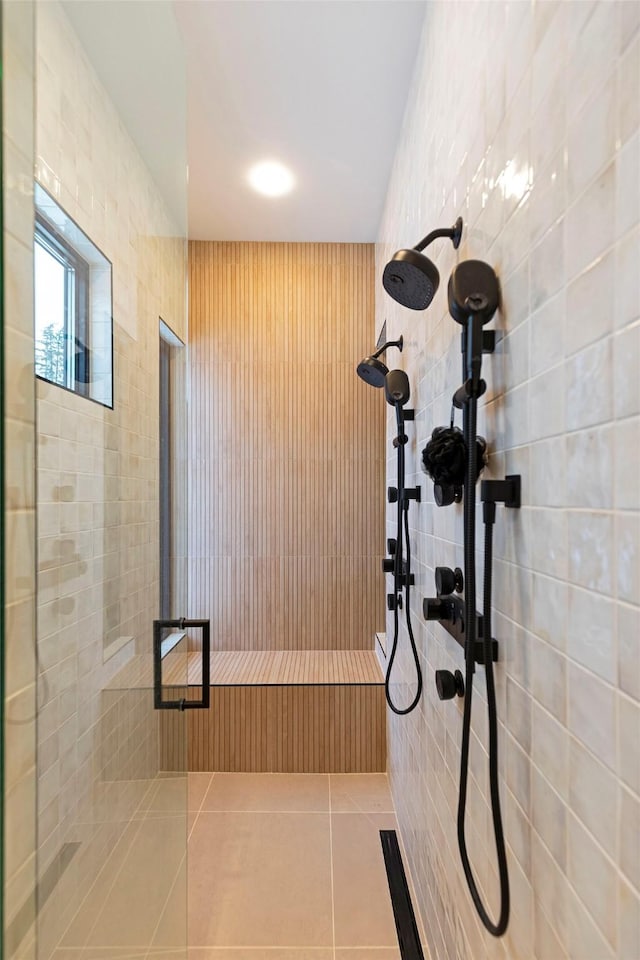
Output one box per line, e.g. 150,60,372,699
109,649,386,774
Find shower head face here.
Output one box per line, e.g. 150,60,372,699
382,248,440,310
356,355,389,388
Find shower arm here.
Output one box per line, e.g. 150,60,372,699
414,217,463,253
371,335,403,360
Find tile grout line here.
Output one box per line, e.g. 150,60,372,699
188,770,216,843
329,774,336,960
145,849,187,960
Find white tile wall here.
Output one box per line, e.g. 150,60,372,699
376,2,640,957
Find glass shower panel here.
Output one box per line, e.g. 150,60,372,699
29,1,191,957
3,1,38,957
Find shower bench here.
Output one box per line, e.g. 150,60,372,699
162,649,386,773
109,649,386,773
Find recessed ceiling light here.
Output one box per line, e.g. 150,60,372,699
248,160,295,197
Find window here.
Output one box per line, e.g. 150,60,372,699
34,184,113,407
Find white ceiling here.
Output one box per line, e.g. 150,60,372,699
64,1,427,243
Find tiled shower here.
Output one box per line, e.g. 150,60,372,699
3,1,639,959
378,3,640,958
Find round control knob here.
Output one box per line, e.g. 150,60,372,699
435,669,465,701
382,559,395,573
435,566,464,596
387,486,398,503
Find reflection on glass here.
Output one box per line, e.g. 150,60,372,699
34,239,68,387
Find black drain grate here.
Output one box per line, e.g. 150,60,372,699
380,829,425,960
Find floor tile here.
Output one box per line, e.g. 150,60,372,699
153,854,187,948
330,774,394,813
147,951,187,959
188,773,214,811
188,951,332,959
188,812,332,947
331,812,399,947
52,951,148,959
60,819,144,947
200,773,330,812
141,776,188,814
335,952,401,959
85,816,185,949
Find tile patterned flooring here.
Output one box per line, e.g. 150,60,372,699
187,773,404,959
49,773,421,960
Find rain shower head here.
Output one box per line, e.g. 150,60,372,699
382,217,463,311
356,336,403,388
383,249,440,311
356,355,388,388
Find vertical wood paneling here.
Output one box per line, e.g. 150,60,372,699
187,242,384,651
183,684,385,773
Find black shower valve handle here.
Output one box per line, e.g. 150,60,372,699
382,559,395,574
435,566,463,596
435,668,465,701
393,434,409,448
387,486,398,503
423,596,457,624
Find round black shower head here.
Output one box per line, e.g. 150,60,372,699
382,248,440,311
356,355,389,388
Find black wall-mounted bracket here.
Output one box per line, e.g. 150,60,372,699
460,328,496,356
422,594,498,664
403,408,415,421
481,475,521,509
403,487,422,504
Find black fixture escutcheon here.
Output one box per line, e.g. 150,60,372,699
435,669,465,700
435,566,463,596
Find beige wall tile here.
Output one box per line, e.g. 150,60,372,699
378,3,640,957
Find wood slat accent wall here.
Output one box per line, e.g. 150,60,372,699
188,242,384,651
166,685,386,773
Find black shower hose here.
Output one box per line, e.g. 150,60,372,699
457,393,510,936
384,403,423,716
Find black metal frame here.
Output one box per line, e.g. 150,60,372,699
153,618,211,711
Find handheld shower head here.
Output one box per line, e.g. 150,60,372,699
382,217,463,311
385,369,411,406
356,336,403,388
